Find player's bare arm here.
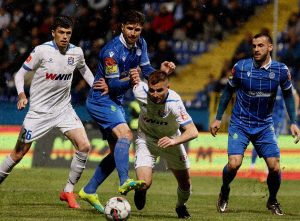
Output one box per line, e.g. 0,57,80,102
17,92,28,110
210,119,221,137
160,61,176,75
158,122,198,148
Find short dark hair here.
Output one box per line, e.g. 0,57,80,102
52,15,73,31
121,10,145,26
253,32,273,44
148,70,168,85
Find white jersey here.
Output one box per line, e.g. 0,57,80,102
22,41,87,113
133,82,193,139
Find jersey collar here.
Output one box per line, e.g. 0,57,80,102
253,57,272,70
119,33,137,49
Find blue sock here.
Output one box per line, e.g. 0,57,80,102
267,171,281,202
251,149,258,164
221,164,237,195
114,138,130,185
84,153,115,194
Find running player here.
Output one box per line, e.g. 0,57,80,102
0,16,106,209
133,71,198,219
210,32,300,215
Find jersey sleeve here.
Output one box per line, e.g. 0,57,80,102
22,46,42,71
139,38,151,67
133,81,148,104
172,98,193,127
102,49,120,79
280,64,293,90
228,63,239,87
76,47,86,69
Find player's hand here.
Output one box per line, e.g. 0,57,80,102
158,136,176,148
210,119,221,137
160,61,176,75
93,78,108,95
17,92,28,110
290,123,300,144
129,68,141,86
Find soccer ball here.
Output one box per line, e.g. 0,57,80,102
104,197,131,221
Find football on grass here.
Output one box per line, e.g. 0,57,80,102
104,197,131,221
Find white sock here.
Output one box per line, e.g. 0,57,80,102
0,155,16,184
176,186,191,208
64,151,88,192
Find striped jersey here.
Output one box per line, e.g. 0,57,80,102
133,82,193,139
23,41,86,113
90,34,153,104
229,58,292,127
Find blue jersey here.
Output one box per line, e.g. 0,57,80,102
229,58,292,127
89,34,154,105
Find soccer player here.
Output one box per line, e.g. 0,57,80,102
133,70,198,219
78,10,176,213
210,32,300,216
0,16,106,209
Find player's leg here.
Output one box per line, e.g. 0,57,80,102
254,125,283,215
172,169,191,219
112,123,146,195
134,166,152,210
57,107,90,209
0,140,32,184
79,140,116,213
217,124,248,213
134,136,155,210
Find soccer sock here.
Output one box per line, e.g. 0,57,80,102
0,155,16,184
84,153,116,194
176,186,191,207
251,149,258,165
64,151,88,193
221,164,236,195
114,138,130,185
267,171,281,202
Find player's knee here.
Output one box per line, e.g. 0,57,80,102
77,142,91,153
228,162,241,171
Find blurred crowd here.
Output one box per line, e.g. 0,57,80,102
0,0,269,103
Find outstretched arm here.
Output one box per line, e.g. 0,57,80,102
157,122,198,148
209,83,235,136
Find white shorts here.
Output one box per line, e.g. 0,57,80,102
18,104,83,143
134,132,190,170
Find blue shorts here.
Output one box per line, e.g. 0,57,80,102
86,97,126,140
228,123,280,158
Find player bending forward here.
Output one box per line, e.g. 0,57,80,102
133,71,198,219
0,16,106,209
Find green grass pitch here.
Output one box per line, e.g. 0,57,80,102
0,168,300,221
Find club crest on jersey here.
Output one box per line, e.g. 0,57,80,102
269,72,275,79
136,48,142,56
158,109,167,117
68,57,74,65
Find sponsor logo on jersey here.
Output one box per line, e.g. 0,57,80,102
105,57,118,74
247,71,251,77
142,116,168,125
68,57,74,65
45,73,72,80
26,55,32,63
233,133,238,139
247,91,271,97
